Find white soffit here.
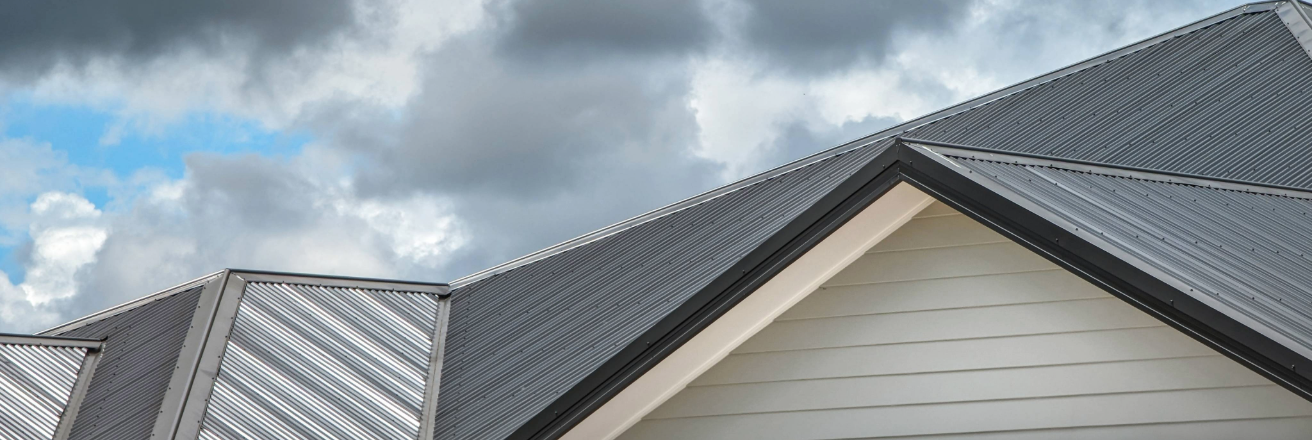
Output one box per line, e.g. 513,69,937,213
560,182,935,440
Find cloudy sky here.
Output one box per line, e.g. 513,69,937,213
0,0,1239,332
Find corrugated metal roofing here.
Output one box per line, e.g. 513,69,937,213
910,10,1312,188
0,342,87,440
437,4,1312,439
934,149,1312,359
56,285,206,440
199,282,442,440
434,142,889,439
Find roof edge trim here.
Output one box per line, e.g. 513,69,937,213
902,138,1312,199
451,2,1274,287
1277,1,1312,59
522,140,1312,440
0,332,103,350
39,270,223,336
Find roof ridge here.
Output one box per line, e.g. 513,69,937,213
906,138,1312,201
451,2,1277,287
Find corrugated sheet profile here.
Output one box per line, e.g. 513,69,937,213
199,282,442,440
941,152,1312,359
0,343,87,440
57,284,207,440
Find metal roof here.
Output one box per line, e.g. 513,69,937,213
198,281,445,440
918,142,1312,360
0,335,100,440
437,3,1312,439
54,284,208,440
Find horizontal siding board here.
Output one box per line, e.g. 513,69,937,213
869,213,1007,253
861,416,1312,440
649,356,1266,419
735,297,1159,353
825,242,1056,287
622,386,1312,440
779,269,1105,321
692,326,1206,386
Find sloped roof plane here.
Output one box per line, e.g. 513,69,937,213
435,3,1312,439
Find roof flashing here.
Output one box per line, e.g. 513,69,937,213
1277,1,1312,58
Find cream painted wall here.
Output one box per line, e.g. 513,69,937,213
616,201,1312,440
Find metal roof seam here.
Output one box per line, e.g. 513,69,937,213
451,4,1276,288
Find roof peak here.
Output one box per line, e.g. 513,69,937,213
452,2,1291,287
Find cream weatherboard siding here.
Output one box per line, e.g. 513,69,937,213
615,201,1312,440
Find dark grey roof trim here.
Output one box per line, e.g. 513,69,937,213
150,273,228,440
521,140,1312,440
903,137,1312,199
419,298,452,440
900,141,1312,398
40,272,223,336
1278,1,1312,58
452,1,1279,287
52,348,102,440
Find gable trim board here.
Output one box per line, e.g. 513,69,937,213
560,184,934,440
515,140,1312,440
453,1,1286,288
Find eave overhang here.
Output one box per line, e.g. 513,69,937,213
510,139,1312,440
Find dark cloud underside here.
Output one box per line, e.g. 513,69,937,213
497,0,713,62
0,0,354,79
741,0,974,73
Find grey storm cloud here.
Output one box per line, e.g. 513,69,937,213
740,0,975,73
496,0,714,63
0,0,354,79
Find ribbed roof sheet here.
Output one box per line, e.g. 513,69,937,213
911,11,1312,188
438,4,1312,440
940,151,1312,359
56,285,206,440
0,343,86,440
200,282,442,440
438,4,1312,439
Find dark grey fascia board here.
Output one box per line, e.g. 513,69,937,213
40,271,223,336
451,2,1274,288
508,139,1312,440
1277,1,1312,59
0,333,104,350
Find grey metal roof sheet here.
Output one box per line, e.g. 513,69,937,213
438,4,1312,439
929,146,1312,360
199,282,443,440
0,341,88,440
435,141,889,439
55,285,206,440
910,9,1312,188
